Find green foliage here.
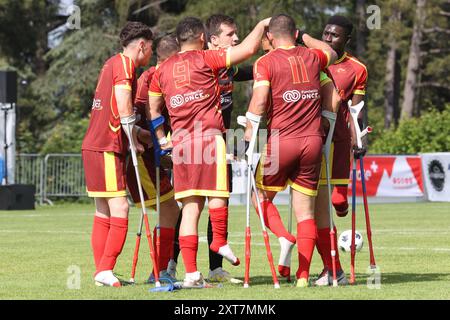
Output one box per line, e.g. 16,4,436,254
40,118,89,154
371,104,450,154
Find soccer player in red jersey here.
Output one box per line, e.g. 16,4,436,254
148,16,271,288
314,16,368,286
244,14,337,287
81,22,153,287
258,27,340,284
126,34,181,283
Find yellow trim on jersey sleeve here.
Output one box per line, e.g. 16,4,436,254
120,53,130,79
226,47,231,69
320,71,332,87
353,90,366,95
288,180,318,197
114,84,132,91
149,91,163,97
253,80,271,88
323,50,331,68
104,152,118,192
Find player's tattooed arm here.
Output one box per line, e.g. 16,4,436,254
229,18,271,66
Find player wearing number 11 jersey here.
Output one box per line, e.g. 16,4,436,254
245,14,337,287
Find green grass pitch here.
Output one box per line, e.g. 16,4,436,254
1,202,450,299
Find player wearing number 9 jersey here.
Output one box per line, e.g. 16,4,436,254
148,16,272,288
244,14,337,287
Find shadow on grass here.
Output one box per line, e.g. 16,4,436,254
236,272,450,287
379,272,450,285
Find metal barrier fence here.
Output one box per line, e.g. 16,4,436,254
15,153,86,205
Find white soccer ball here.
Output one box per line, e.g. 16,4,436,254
338,230,364,252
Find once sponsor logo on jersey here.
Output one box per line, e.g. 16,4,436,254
169,90,209,109
170,95,184,108
282,89,319,103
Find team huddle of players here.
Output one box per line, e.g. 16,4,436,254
81,13,367,288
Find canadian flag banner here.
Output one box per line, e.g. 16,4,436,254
348,155,424,197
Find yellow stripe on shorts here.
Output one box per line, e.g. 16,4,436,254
215,135,227,191
137,155,156,198
104,152,118,192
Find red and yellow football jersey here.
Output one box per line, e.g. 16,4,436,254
82,53,136,155
149,48,230,143
253,46,330,139
326,52,368,142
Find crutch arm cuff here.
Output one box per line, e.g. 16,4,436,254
246,112,262,123
321,110,337,121
120,113,137,125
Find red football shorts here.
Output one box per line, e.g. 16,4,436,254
126,149,174,208
319,139,351,185
255,136,323,196
172,135,229,200
82,150,127,198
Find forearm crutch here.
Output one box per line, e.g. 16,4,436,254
348,100,376,284
122,115,160,287
238,114,280,289
322,110,338,287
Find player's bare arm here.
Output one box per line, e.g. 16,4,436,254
115,87,144,153
321,82,340,114
229,18,271,66
244,85,270,141
302,33,338,66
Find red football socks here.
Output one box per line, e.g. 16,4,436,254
258,200,296,243
317,227,342,271
97,217,128,272
296,219,317,280
153,227,175,271
91,215,110,270
208,207,229,252
179,235,198,273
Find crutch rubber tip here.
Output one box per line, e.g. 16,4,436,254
155,281,161,288
274,283,280,289
129,278,135,284
243,283,249,288
333,280,338,287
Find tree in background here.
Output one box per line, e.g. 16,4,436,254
0,0,448,154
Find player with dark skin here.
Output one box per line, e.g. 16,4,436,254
314,16,369,286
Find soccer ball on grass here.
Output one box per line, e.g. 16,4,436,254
338,230,364,252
